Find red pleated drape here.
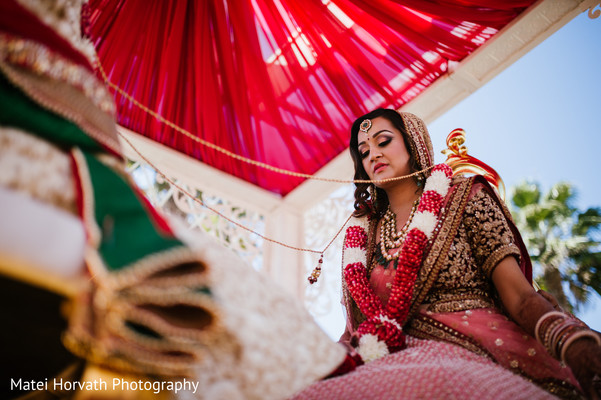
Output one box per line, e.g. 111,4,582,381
88,0,536,196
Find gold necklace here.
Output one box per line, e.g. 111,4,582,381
379,199,420,262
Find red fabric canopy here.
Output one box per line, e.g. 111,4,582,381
88,0,536,196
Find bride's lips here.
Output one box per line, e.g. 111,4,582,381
373,163,387,174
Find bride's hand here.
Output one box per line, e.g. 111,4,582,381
563,334,601,399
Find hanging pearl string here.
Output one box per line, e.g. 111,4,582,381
97,60,433,184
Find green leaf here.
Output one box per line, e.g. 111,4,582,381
511,182,540,208
510,180,601,312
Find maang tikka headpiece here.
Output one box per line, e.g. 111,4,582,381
359,119,372,133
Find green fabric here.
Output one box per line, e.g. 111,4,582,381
1,71,186,273
83,152,184,271
0,72,101,152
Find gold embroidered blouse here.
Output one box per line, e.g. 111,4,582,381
422,188,521,312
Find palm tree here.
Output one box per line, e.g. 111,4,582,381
509,181,601,313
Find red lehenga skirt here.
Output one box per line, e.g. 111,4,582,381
290,309,581,400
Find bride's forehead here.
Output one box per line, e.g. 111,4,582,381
371,116,390,126
371,117,397,132
359,118,397,140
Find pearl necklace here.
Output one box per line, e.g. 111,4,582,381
379,199,420,262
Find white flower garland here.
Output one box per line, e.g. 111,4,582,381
408,211,438,239
343,216,369,266
424,169,451,196
357,334,389,362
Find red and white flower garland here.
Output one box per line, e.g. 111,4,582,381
343,164,452,362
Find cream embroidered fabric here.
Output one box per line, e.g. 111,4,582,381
175,223,347,400
0,127,76,214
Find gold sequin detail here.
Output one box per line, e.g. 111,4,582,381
495,338,504,346
510,360,519,368
527,348,536,356
0,34,116,115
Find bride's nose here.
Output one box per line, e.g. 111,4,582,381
370,149,382,162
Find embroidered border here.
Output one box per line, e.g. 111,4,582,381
400,112,434,172
535,379,583,400
407,177,474,321
0,61,121,157
406,313,494,360
482,243,521,278
427,294,495,313
0,33,115,114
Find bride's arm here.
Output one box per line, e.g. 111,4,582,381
491,256,551,334
492,256,601,399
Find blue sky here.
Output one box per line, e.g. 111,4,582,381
428,12,601,330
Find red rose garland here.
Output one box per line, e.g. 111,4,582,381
343,164,452,362
345,263,384,317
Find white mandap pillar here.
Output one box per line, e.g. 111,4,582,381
262,205,306,300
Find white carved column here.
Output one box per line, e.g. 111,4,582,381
263,205,306,299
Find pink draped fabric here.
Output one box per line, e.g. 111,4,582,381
369,263,396,305
307,308,580,399
87,0,537,195
290,336,558,400
429,308,580,389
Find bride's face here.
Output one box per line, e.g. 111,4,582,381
357,116,412,188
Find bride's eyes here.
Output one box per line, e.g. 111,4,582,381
359,137,392,159
378,138,392,147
